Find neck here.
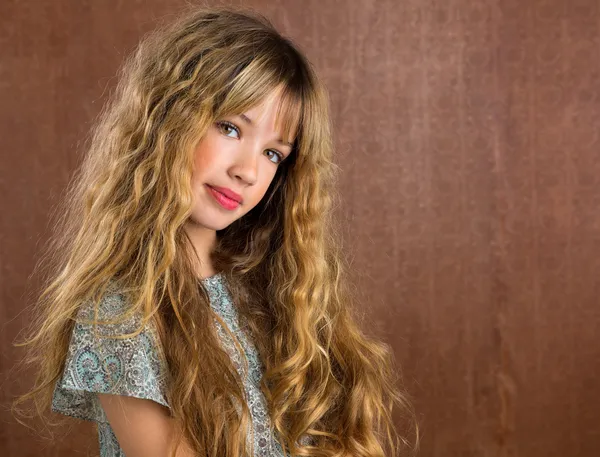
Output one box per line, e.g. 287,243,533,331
183,221,218,279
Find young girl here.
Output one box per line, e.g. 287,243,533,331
13,5,418,457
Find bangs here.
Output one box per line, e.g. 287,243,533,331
273,85,303,147
212,44,311,149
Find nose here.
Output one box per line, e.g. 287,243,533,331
229,144,259,185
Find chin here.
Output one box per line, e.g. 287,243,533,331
188,212,239,231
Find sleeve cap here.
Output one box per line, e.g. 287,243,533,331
51,290,170,423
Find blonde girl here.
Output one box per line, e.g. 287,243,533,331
13,5,418,457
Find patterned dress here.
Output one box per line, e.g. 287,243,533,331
51,273,301,456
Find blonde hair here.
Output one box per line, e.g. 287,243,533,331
12,5,419,457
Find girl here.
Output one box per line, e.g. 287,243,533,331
13,5,418,457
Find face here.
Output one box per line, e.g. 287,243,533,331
186,89,296,233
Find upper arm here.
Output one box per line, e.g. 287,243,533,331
51,288,191,455
53,288,170,411
98,393,196,457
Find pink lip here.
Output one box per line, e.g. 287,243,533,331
207,185,243,203
206,185,241,210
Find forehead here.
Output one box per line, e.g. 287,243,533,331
238,87,302,143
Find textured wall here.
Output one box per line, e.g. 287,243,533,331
1,0,600,456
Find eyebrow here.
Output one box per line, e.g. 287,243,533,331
238,113,294,148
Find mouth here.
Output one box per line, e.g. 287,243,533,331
206,185,241,210
206,184,243,203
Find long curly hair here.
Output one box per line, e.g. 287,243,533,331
12,5,419,457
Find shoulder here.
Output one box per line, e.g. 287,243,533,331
66,283,167,384
74,281,149,338
53,281,170,417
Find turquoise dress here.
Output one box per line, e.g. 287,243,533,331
51,273,303,456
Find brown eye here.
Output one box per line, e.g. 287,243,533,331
216,121,240,138
265,150,284,165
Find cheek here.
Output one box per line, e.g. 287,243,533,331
193,135,223,175
256,174,278,202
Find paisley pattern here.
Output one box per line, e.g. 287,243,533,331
51,274,308,456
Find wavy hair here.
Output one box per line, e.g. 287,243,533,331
12,5,419,457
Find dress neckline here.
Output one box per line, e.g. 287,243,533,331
200,271,224,283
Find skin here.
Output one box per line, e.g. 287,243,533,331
183,87,296,279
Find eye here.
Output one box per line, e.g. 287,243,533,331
265,149,285,165
216,121,240,138
216,120,286,165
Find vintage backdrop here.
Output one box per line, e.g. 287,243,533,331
1,0,599,456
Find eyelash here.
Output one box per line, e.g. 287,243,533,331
216,120,285,165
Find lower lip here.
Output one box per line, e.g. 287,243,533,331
206,185,240,210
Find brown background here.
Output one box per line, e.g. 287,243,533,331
1,0,600,456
